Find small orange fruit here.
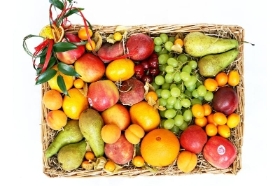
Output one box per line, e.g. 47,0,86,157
73,78,85,89
132,156,145,167
191,104,205,118
42,89,63,110
140,128,180,167
81,160,94,170
145,91,158,102
227,113,241,128
78,26,93,40
62,88,89,120
113,32,123,41
85,151,95,161
217,125,231,138
85,40,96,51
177,150,197,173
204,78,218,91
105,58,135,81
174,38,184,47
202,103,212,116
124,124,145,144
215,72,228,87
207,113,218,126
46,110,67,130
104,160,116,172
194,116,207,127
101,124,121,144
205,123,218,136
228,70,240,86
130,101,160,132
213,112,227,125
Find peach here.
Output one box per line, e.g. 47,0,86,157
97,42,124,63
87,80,119,112
104,135,134,165
56,33,85,65
74,53,105,83
101,103,131,130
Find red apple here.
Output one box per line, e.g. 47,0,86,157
97,42,124,63
87,80,119,112
203,136,237,169
56,33,86,64
119,78,145,106
179,125,207,154
104,135,134,165
126,33,154,61
101,103,131,130
212,86,238,115
74,53,105,83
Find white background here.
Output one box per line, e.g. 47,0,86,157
3,0,276,185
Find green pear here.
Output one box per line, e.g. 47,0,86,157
184,32,238,57
198,49,239,77
45,120,83,158
79,108,104,157
57,140,87,171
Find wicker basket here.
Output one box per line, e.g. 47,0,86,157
41,24,245,178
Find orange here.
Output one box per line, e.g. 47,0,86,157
101,124,121,144
145,91,158,102
202,103,212,116
130,101,161,132
218,125,231,138
215,72,228,87
205,123,218,136
62,88,89,120
174,38,184,47
194,116,207,127
177,150,197,173
73,78,85,89
78,26,93,40
132,156,145,167
47,65,74,93
85,151,95,161
85,40,96,51
42,89,63,110
228,70,240,86
204,78,218,91
213,112,227,125
46,110,67,130
124,124,145,144
191,104,205,118
104,160,116,172
140,128,180,167
105,58,135,81
227,113,241,128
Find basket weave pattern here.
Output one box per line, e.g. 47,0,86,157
41,24,244,177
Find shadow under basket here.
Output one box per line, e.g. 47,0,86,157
41,24,245,178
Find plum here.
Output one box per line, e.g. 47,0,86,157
119,78,145,106
212,86,238,115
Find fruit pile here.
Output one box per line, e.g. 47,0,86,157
23,0,243,176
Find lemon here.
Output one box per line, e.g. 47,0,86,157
47,65,74,93
62,88,89,120
39,25,54,39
